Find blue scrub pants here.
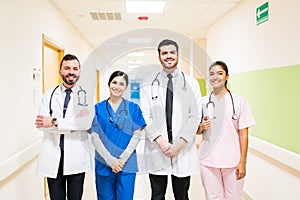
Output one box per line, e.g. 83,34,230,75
96,172,136,200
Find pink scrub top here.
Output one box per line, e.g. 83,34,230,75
199,93,256,168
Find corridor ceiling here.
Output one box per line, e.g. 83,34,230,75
50,0,243,48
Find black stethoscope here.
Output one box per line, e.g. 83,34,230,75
106,98,128,129
49,85,87,116
151,71,187,100
206,90,238,120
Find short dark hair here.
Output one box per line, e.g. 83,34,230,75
59,54,80,69
157,39,179,54
108,71,129,86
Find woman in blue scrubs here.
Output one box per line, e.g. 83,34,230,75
91,70,146,200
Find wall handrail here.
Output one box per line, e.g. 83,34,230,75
0,139,42,181
249,136,300,174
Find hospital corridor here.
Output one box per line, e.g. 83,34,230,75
1,0,300,200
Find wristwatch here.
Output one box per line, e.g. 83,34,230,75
51,118,58,127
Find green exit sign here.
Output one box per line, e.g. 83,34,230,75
256,2,269,25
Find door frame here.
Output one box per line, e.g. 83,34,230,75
42,34,64,93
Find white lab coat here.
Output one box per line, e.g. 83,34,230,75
140,71,201,177
36,84,93,178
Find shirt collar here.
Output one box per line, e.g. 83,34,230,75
61,84,73,93
161,69,179,79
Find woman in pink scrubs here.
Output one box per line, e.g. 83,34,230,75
197,61,256,200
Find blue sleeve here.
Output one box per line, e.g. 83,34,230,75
131,103,146,131
91,116,100,134
91,104,102,134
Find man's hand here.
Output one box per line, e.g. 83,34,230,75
155,136,171,153
76,108,90,118
35,115,53,128
164,139,186,158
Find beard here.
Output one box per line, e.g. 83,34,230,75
61,73,79,86
161,59,178,70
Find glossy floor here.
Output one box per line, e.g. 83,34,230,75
82,171,205,200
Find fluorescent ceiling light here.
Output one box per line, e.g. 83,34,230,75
126,1,166,13
128,65,140,69
128,52,145,57
128,60,142,64
126,37,152,44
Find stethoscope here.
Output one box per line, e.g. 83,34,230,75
49,85,87,116
106,98,128,129
151,71,187,100
77,86,88,106
206,90,238,120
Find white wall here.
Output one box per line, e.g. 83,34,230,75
206,0,300,199
247,137,300,199
0,0,94,199
207,0,300,73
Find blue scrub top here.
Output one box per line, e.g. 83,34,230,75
92,99,146,175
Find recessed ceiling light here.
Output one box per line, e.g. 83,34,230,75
125,0,166,13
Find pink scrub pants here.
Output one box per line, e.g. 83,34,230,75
200,164,244,200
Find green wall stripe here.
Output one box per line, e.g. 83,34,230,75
230,64,300,154
198,79,207,97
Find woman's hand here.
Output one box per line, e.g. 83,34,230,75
196,116,211,134
111,159,124,173
236,161,246,180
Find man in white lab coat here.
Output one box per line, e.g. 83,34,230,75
140,39,201,200
35,54,93,200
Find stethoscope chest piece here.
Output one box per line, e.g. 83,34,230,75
232,114,238,120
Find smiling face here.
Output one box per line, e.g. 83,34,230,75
60,59,80,88
158,44,179,73
109,75,128,98
209,64,229,90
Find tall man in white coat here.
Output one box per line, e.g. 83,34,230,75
140,39,202,200
35,54,93,200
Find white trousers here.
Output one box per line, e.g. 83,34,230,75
200,164,244,200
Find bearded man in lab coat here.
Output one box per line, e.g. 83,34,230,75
35,54,93,200
140,39,201,200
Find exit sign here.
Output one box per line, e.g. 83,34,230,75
256,2,269,25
